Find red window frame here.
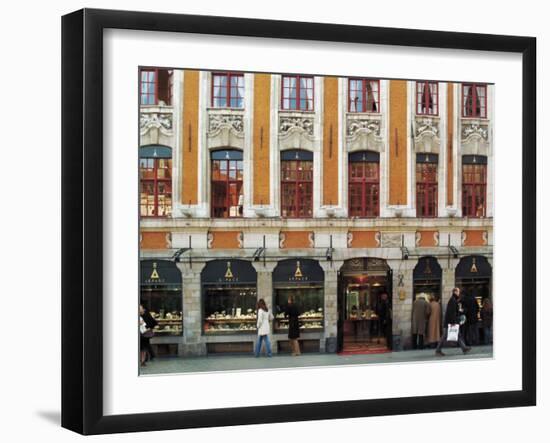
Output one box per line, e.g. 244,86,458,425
462,163,487,218
281,75,314,111
462,83,487,118
416,81,439,116
416,162,438,217
348,78,380,113
140,158,172,217
211,72,245,108
348,159,380,217
211,155,244,218
140,68,172,105
281,158,313,218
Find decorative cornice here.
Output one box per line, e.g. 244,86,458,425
461,122,489,141
415,117,439,138
140,111,173,133
346,118,381,138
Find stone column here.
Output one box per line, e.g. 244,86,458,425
252,261,277,353
320,260,342,353
391,261,414,350
177,261,206,356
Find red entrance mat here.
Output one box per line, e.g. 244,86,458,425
338,346,391,356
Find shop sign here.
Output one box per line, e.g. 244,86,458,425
273,259,324,284
201,259,257,285
140,260,182,286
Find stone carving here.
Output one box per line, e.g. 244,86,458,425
482,231,488,246
462,122,489,141
434,231,440,246
375,232,381,247
279,116,314,136
415,118,439,137
237,232,244,249
208,113,244,135
308,232,315,248
207,232,213,249
381,233,402,248
347,232,353,248
461,231,467,246
346,119,381,138
279,232,286,249
165,233,172,249
140,111,173,131
415,232,421,247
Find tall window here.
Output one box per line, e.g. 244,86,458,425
281,150,313,218
462,155,487,217
348,151,380,217
462,83,487,118
139,68,172,105
211,150,243,218
281,75,314,111
211,72,245,108
416,154,438,217
416,81,438,115
139,146,172,217
348,79,380,113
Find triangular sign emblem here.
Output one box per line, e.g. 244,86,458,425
225,262,234,279
470,257,478,273
294,261,303,278
150,262,160,280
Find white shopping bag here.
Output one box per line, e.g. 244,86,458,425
447,324,459,342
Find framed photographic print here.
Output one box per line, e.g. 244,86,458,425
61,8,536,435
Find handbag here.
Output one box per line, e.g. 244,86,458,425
447,324,459,342
142,329,154,338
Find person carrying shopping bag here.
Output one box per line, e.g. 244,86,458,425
435,287,471,356
255,299,273,357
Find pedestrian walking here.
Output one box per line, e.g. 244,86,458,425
139,304,157,366
427,295,442,347
377,292,391,346
481,298,493,345
435,288,471,356
411,294,431,349
463,290,479,346
286,296,301,356
255,299,273,357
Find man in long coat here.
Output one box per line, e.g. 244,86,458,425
411,294,431,349
435,288,471,356
427,295,442,347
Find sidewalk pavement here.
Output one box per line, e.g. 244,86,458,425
140,345,493,376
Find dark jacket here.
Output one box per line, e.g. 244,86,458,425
286,304,300,339
481,301,493,328
444,295,460,325
463,294,479,325
142,310,158,330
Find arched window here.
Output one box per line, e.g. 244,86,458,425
462,155,487,217
348,151,380,217
139,145,172,217
416,153,438,218
281,150,313,218
211,149,243,218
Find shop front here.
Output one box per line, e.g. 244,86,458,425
413,256,442,302
201,259,258,354
272,259,325,354
455,255,492,342
337,258,392,353
140,259,182,356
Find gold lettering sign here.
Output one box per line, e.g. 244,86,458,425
224,261,234,279
470,257,478,273
294,261,303,278
150,262,160,280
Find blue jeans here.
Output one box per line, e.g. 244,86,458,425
255,334,272,357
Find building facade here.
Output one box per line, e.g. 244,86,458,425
139,68,493,356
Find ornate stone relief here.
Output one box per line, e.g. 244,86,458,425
140,111,173,133
279,232,286,249
460,120,490,156
308,232,315,248
381,232,402,248
208,113,244,135
347,232,353,248
279,116,314,136
414,117,440,153
207,232,213,249
237,232,244,249
346,116,384,153
165,232,172,249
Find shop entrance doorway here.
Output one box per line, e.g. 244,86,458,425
337,258,392,354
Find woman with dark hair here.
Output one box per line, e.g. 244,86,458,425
255,298,273,357
139,304,157,366
287,296,301,356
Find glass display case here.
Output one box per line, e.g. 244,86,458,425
274,287,324,333
203,287,258,334
140,288,183,336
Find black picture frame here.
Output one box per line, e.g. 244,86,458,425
61,8,536,435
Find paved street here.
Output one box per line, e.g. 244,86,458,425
140,345,493,375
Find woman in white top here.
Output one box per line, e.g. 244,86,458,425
255,298,273,357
